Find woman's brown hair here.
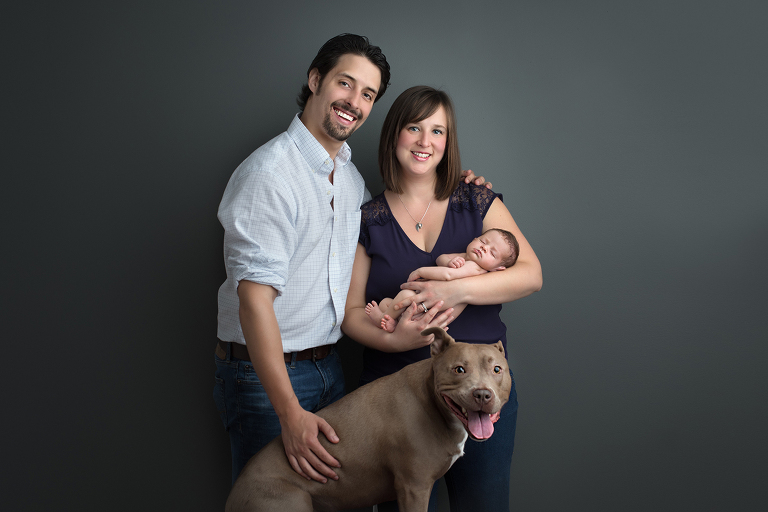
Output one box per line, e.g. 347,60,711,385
378,86,461,200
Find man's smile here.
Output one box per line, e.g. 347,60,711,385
333,104,358,124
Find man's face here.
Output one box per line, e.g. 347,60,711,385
303,54,382,145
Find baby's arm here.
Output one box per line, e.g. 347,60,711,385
408,261,488,282
436,252,466,268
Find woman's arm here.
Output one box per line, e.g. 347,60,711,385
397,197,542,309
341,244,455,352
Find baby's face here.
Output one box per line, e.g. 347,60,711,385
465,230,511,271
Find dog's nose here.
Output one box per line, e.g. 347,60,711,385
473,389,492,404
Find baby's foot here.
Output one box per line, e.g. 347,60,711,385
380,315,396,333
365,301,386,329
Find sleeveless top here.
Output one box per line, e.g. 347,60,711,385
358,182,508,383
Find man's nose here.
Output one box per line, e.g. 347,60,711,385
343,89,360,110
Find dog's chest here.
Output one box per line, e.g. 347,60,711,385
449,430,468,467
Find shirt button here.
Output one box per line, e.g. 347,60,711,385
332,252,336,257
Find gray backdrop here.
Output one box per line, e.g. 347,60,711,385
4,1,766,511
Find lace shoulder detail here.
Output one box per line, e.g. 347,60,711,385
361,194,391,227
449,182,500,216
359,194,391,246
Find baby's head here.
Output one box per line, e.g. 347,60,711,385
466,228,519,271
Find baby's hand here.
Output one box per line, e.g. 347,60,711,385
408,269,423,282
448,256,465,268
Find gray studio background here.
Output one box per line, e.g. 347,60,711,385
4,1,767,511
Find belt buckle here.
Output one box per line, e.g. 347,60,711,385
311,347,318,362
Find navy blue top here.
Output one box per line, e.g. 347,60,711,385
358,182,508,384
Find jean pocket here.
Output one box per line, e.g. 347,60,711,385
213,376,228,430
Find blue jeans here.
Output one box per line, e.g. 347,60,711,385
213,343,346,485
377,372,518,512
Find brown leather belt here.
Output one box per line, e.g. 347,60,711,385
217,340,332,363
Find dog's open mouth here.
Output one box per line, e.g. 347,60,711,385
442,395,500,440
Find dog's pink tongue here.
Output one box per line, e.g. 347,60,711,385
467,411,494,439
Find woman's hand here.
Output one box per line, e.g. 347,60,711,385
388,301,454,351
396,279,464,312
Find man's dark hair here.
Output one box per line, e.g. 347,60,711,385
297,34,391,111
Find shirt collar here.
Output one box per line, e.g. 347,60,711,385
287,114,351,175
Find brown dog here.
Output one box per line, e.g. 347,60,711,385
226,327,512,512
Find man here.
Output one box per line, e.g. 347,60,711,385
215,34,390,486
214,34,485,486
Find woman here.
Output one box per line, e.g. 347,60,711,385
342,86,542,511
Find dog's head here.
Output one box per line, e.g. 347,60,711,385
422,327,512,441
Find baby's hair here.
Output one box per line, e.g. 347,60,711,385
483,228,519,268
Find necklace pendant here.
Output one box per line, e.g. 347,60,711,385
416,222,422,231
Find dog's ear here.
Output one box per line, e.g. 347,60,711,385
422,327,455,357
493,340,505,357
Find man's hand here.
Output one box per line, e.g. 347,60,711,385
280,406,341,483
461,169,492,189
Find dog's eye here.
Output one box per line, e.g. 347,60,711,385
494,366,502,374
454,366,465,374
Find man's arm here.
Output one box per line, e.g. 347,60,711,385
237,280,340,483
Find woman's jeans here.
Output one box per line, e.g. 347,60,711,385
213,343,345,485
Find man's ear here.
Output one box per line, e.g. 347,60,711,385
308,68,321,94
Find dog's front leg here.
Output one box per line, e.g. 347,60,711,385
395,484,432,512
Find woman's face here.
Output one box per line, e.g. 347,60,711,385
395,106,448,178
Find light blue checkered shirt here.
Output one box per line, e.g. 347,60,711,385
217,115,370,351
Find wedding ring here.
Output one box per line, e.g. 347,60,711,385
420,302,428,313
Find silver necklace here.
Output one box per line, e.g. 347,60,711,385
397,194,432,232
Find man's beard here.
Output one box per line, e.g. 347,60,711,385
322,102,362,142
